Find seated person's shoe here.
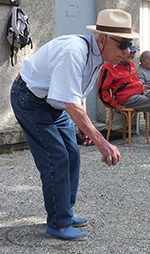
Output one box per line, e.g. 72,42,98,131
71,217,88,227
45,225,87,241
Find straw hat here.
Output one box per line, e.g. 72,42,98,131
86,9,140,39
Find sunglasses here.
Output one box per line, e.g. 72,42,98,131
109,37,133,50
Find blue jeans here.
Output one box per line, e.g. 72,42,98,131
10,77,80,228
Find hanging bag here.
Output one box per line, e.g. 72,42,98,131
6,3,33,66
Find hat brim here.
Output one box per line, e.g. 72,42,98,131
86,25,140,39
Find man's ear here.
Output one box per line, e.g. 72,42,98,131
142,59,146,65
97,34,107,50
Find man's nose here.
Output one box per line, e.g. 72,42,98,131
122,47,130,55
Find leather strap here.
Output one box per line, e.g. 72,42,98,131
15,73,21,82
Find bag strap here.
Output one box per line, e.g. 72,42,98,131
78,36,90,65
10,32,15,66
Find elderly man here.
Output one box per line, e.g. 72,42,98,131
98,44,150,113
10,9,139,240
137,50,150,90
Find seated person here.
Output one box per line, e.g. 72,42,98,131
97,43,150,113
137,50,150,90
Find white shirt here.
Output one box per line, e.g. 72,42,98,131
20,35,103,109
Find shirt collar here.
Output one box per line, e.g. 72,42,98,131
120,61,129,66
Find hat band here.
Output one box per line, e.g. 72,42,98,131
96,25,131,34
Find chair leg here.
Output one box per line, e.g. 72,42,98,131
144,112,149,143
136,112,140,135
107,109,114,141
123,115,126,140
128,111,132,147
149,112,150,133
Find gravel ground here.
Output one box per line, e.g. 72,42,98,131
0,133,150,254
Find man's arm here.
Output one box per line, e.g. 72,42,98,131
137,67,146,85
97,66,118,109
66,102,120,166
98,66,124,113
76,98,93,145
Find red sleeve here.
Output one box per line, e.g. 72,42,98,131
97,65,118,108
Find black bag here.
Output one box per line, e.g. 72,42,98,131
7,4,33,66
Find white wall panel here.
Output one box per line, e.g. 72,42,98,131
56,0,97,121
140,0,150,51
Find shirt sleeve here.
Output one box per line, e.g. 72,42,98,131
137,67,145,84
97,66,118,108
47,50,86,106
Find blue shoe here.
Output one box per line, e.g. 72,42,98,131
71,217,88,227
45,225,87,241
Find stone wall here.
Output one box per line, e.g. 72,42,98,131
0,0,56,149
0,0,56,130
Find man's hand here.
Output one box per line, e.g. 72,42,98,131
66,102,120,166
97,139,121,166
77,129,93,146
114,104,124,113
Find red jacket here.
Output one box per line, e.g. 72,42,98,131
97,61,145,108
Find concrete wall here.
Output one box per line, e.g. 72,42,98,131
96,0,140,129
0,0,56,149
